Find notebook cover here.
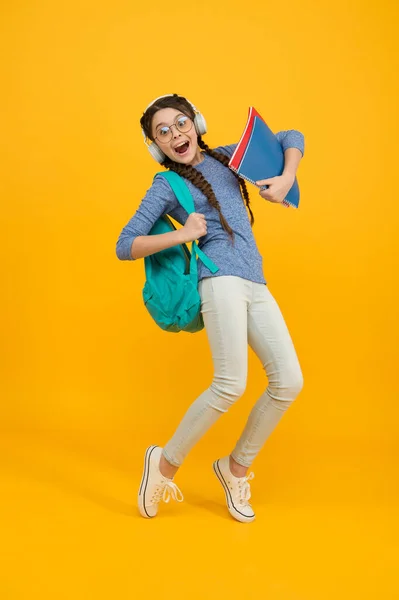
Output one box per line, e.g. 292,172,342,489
229,107,300,208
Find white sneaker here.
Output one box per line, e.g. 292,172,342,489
138,445,184,518
213,456,255,523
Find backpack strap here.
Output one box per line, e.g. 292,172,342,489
192,242,218,274
155,171,219,274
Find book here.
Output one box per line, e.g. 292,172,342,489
229,107,300,208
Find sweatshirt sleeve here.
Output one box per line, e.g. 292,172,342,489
115,174,179,261
213,143,238,159
275,130,305,157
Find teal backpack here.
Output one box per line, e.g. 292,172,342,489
142,171,219,333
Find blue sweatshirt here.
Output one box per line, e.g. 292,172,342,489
116,131,304,285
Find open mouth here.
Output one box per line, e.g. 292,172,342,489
174,141,190,156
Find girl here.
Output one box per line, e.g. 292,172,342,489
116,93,305,523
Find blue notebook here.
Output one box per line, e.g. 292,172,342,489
229,107,300,208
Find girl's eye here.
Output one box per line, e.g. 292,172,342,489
159,127,170,136
177,118,190,130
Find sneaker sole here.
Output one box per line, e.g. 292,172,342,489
213,459,255,523
138,445,158,518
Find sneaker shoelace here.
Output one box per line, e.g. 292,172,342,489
236,472,255,506
151,480,184,505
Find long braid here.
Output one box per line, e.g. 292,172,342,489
197,138,255,226
162,155,235,240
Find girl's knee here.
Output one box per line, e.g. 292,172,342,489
288,370,304,397
209,376,247,411
268,368,304,407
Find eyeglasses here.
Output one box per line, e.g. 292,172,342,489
154,115,193,144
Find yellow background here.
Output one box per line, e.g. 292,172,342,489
1,0,398,598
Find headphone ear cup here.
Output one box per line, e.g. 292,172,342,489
148,143,165,164
194,113,207,136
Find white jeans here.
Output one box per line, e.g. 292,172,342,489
163,276,304,468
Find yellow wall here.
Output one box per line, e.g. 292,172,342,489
1,0,398,455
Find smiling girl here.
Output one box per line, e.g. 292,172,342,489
116,93,305,523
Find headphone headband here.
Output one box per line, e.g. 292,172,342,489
142,94,199,117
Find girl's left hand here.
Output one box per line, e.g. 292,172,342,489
256,173,295,204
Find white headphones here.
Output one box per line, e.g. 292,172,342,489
141,94,207,163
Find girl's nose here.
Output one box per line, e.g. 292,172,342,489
172,127,181,139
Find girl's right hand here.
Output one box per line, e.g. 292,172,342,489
182,213,207,242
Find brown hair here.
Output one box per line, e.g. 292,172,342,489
140,93,254,241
